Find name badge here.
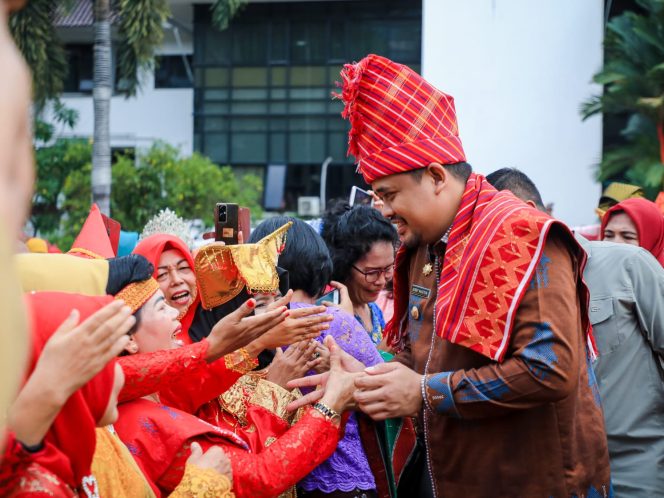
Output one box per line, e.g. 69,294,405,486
410,284,431,300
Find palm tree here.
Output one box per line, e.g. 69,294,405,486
582,0,664,198
10,0,246,215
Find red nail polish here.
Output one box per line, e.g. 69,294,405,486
284,311,290,317
247,299,256,309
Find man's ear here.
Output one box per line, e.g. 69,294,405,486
426,163,448,195
526,200,537,209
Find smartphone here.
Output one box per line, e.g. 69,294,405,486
214,203,239,245
349,186,374,207
315,289,340,306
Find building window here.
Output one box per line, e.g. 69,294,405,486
63,44,94,93
193,0,422,209
155,55,193,89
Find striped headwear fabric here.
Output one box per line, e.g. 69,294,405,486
336,54,466,184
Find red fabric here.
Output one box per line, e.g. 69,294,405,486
335,54,466,184
600,197,664,266
12,293,117,496
133,234,199,344
68,204,116,259
115,399,342,498
0,434,77,497
387,174,593,362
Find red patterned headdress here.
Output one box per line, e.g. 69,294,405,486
336,54,466,184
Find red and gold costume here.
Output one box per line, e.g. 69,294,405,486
114,398,343,498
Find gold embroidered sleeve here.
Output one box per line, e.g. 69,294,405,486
218,374,261,426
248,379,301,425
224,349,258,373
168,464,235,498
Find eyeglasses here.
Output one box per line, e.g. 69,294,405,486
352,264,394,284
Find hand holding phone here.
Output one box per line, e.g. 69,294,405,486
315,289,340,306
349,186,374,207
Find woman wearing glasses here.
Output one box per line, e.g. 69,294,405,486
322,201,398,347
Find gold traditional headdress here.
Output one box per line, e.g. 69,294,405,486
195,222,292,309
115,278,160,313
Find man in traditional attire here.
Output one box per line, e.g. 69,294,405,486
339,54,612,497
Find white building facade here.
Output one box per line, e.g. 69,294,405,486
56,0,604,225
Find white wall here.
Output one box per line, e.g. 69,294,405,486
57,26,194,154
422,0,604,226
60,84,194,155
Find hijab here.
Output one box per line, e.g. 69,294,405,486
24,292,118,496
601,197,664,266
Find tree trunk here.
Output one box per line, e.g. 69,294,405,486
92,0,112,215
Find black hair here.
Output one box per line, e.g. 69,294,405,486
322,200,397,283
249,216,332,298
406,161,472,183
485,167,546,210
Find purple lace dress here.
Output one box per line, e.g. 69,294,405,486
291,303,383,493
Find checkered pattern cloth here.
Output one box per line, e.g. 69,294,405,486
336,54,466,183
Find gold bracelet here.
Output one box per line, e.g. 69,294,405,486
312,402,340,421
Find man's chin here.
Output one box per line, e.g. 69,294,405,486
401,232,422,249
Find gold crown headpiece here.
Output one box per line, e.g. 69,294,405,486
195,222,292,309
115,278,160,313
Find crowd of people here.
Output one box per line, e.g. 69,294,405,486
1,1,664,497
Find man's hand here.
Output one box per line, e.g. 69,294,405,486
206,299,288,361
266,341,320,389
285,337,366,411
353,362,423,420
252,304,333,351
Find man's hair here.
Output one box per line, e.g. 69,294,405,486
408,161,473,183
249,216,332,298
321,200,398,283
485,168,546,210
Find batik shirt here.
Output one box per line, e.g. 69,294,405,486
394,231,612,497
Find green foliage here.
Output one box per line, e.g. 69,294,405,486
115,0,171,96
9,0,68,111
211,0,248,31
40,141,264,249
582,0,664,195
32,139,92,247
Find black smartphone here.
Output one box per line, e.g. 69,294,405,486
215,203,239,245
349,186,374,207
315,289,340,306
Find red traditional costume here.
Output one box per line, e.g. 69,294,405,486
0,293,118,498
337,54,611,497
112,278,346,498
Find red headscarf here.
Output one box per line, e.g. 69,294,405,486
601,197,664,266
133,235,199,344
23,292,118,496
